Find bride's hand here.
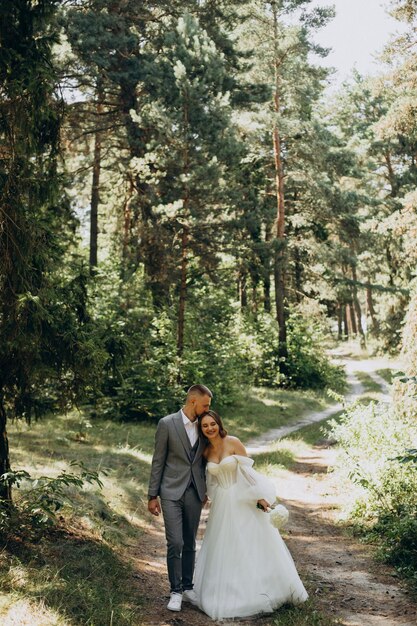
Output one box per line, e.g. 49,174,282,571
256,499,270,512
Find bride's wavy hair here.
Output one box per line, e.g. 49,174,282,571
198,410,227,441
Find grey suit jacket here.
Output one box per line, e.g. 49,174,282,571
148,411,206,502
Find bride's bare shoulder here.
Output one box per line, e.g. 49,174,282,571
225,435,247,456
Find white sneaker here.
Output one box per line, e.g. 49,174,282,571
167,592,182,611
182,589,198,605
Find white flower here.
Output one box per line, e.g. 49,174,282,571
268,504,289,530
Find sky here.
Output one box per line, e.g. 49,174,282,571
310,0,406,86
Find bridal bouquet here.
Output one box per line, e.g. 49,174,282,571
268,503,289,530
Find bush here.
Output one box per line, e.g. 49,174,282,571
238,306,345,392
0,462,104,540
92,268,249,420
330,398,417,586
284,311,345,391
88,265,345,421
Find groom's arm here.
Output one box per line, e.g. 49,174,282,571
148,418,169,501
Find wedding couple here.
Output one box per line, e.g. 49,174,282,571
147,384,308,620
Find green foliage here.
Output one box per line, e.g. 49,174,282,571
0,1,105,428
239,307,345,391
238,312,282,387
91,268,251,420
88,265,182,420
330,397,417,587
180,283,248,405
284,311,345,391
0,462,104,539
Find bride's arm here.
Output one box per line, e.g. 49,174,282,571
234,451,277,509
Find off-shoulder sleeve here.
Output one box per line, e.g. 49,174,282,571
235,455,277,505
206,470,218,500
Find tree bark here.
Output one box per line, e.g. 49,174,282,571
343,304,349,339
351,266,366,347
272,2,287,360
263,223,272,313
366,280,379,335
337,303,343,340
89,79,104,269
122,174,135,271
348,301,357,335
177,99,190,362
177,225,188,359
0,396,11,502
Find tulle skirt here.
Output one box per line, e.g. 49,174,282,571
193,480,308,620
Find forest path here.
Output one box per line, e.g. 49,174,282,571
131,351,417,626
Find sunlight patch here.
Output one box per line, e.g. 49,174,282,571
0,598,67,626
114,446,153,464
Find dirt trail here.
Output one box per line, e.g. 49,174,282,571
130,353,417,626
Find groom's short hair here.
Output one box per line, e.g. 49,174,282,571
187,384,213,398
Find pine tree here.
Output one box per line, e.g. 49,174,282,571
0,0,102,502
137,12,241,359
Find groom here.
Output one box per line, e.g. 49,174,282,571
148,384,212,612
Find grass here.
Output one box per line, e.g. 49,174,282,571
284,411,344,446
375,368,395,384
0,531,142,625
251,410,345,479
2,412,155,624
225,386,333,442
272,601,342,625
354,370,383,394
0,385,341,625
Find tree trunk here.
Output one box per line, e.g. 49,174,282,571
177,100,190,362
272,2,287,360
366,281,379,335
343,304,349,339
177,224,188,359
351,259,366,347
262,223,271,313
119,82,169,306
0,396,11,502
346,302,354,338
337,303,343,340
89,79,104,269
348,301,357,335
122,174,135,273
274,250,287,356
386,244,396,287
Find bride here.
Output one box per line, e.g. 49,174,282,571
185,410,308,620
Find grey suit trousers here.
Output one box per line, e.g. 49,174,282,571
161,485,203,592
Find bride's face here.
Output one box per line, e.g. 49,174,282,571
200,415,219,440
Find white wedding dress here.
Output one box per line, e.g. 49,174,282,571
192,455,308,620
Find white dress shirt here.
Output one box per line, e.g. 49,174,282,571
181,409,198,447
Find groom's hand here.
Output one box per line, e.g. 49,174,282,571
148,497,161,516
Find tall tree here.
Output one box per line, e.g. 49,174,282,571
234,0,333,360
138,12,241,359
0,0,101,502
